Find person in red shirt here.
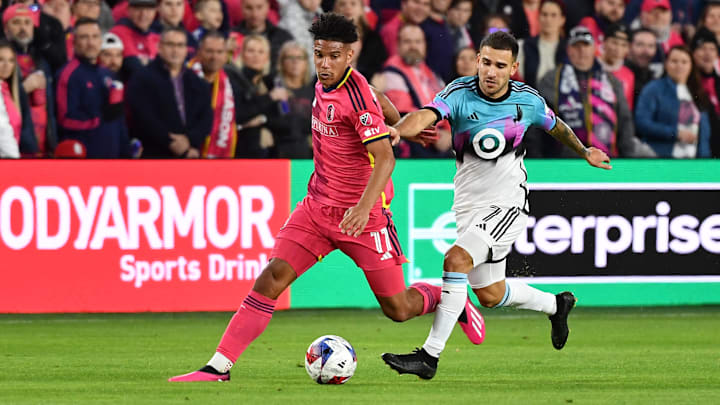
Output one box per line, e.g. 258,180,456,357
168,12,484,383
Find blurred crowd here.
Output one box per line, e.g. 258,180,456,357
0,0,718,159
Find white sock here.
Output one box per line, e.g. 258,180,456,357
207,352,233,373
500,279,557,315
422,272,468,358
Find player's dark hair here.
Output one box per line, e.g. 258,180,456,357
308,12,358,44
74,17,100,30
479,30,519,60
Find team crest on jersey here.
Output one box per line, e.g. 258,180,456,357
327,104,335,122
360,112,372,126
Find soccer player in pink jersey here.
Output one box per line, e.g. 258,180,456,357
168,12,484,383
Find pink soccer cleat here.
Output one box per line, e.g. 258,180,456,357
458,298,485,344
168,366,230,382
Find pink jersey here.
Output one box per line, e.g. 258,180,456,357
308,67,391,213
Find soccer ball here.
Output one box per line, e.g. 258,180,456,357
304,335,357,384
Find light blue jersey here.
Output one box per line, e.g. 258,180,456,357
425,77,557,213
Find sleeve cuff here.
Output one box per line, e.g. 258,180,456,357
421,106,443,125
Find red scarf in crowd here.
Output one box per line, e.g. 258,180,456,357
189,60,237,158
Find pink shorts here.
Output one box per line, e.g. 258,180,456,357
271,196,408,297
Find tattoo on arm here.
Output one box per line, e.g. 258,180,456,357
548,117,589,157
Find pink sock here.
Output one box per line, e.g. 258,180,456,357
216,290,276,362
410,282,442,315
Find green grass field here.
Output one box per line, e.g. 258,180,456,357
1,307,719,404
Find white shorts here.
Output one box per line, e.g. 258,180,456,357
455,205,527,289
455,204,527,266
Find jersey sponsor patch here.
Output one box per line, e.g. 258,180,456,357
327,104,335,122
359,112,372,126
312,115,339,137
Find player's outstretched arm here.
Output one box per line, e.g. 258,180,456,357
389,108,439,147
339,139,395,238
548,117,612,170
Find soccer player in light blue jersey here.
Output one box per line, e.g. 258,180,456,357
382,30,612,380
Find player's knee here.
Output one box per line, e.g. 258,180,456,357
443,250,473,273
253,259,295,299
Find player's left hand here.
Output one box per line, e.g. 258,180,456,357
389,126,401,146
585,147,612,170
339,205,371,238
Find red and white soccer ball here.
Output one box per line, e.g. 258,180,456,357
304,335,357,384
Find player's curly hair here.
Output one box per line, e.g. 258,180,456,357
308,12,358,44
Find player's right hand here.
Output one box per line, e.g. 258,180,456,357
389,126,401,146
585,147,612,170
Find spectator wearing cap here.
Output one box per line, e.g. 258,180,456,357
126,27,212,158
110,0,161,81
625,28,657,107
536,26,654,158
517,0,567,88
11,0,68,74
187,31,239,158
99,32,124,74
639,0,684,77
4,3,58,157
578,0,626,52
380,0,455,81
153,0,198,56
691,27,720,157
635,45,712,158
232,0,293,71
600,23,636,110
56,18,132,158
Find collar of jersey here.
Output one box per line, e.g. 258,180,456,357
322,66,353,92
476,77,512,103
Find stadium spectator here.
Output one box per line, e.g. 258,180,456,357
188,31,239,158
380,0,455,82
691,27,720,157
378,24,451,157
537,26,653,158
191,0,224,42
697,0,720,71
635,45,712,158
578,0,626,50
639,0,684,77
517,0,567,88
111,0,160,81
12,0,68,74
599,23,636,110
271,41,314,158
99,32,124,74
334,0,387,80
229,34,288,158
5,3,57,157
521,0,542,38
445,0,474,54
625,28,658,107
277,0,323,68
482,13,511,36
56,18,131,158
452,46,476,79
0,40,21,158
233,0,293,69
429,0,450,21
154,0,198,55
126,27,212,158
66,0,103,60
